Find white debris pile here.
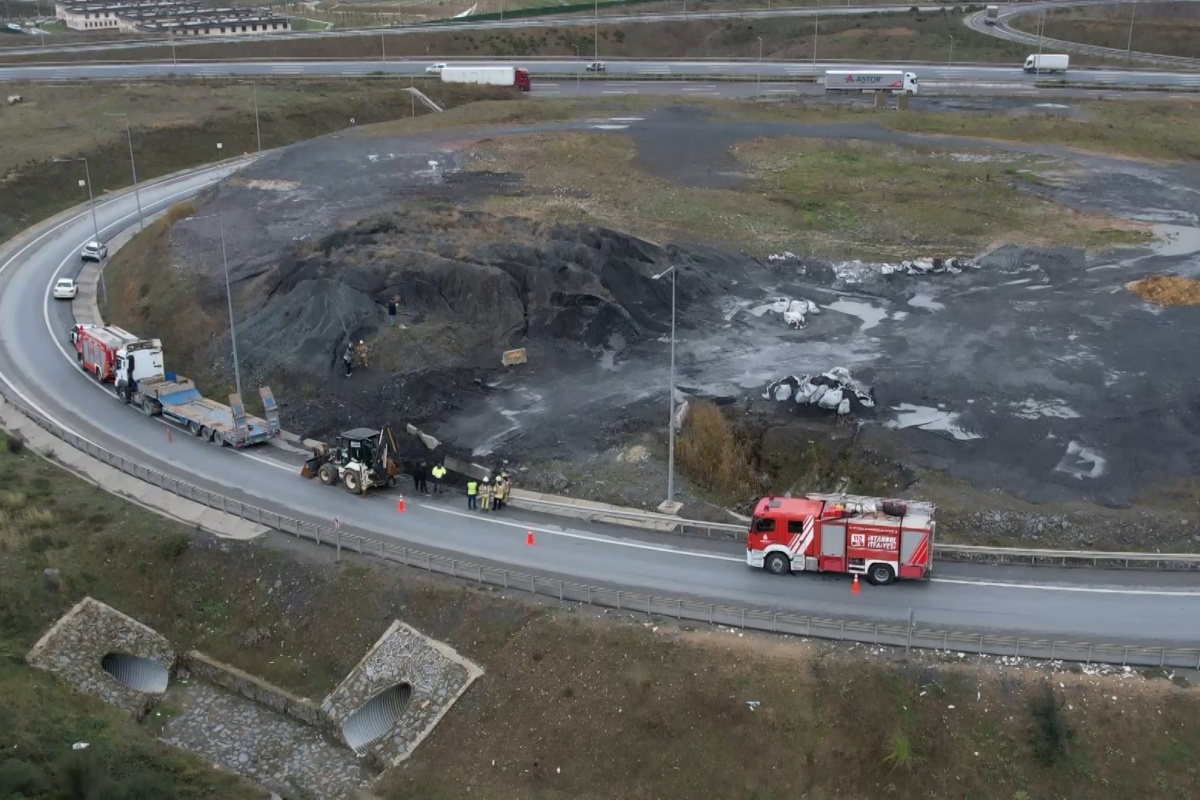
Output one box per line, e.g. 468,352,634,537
766,251,798,262
833,256,976,283
763,367,876,416
750,296,820,328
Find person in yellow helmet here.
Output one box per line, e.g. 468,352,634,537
480,476,493,512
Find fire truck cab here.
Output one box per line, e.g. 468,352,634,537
73,324,163,388
746,493,934,585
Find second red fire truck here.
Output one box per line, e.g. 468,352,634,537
746,493,935,585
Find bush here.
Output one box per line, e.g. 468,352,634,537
1029,683,1075,766
883,730,915,770
163,201,196,226
0,758,50,796
56,750,97,800
674,402,758,502
156,533,191,561
5,434,25,454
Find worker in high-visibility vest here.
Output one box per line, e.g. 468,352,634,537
466,478,478,510
431,463,446,494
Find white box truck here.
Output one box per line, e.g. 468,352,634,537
1024,54,1069,74
824,70,919,95
439,65,531,91
984,4,999,24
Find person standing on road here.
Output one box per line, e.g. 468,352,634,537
466,478,478,509
343,341,354,377
493,473,508,511
480,477,493,512
388,297,398,327
415,460,429,495
430,463,446,494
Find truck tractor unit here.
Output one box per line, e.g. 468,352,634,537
984,4,999,24
71,323,280,447
1024,54,1069,73
824,70,919,96
746,493,935,585
301,427,402,495
439,65,531,91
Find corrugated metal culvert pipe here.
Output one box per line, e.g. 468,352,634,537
100,653,170,694
342,682,412,753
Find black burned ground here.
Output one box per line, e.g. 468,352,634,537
157,109,1200,509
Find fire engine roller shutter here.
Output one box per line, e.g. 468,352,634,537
820,524,845,556
899,528,929,579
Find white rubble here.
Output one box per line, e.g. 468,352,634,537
763,367,875,416
750,296,820,328
833,256,976,284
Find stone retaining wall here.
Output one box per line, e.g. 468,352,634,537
180,651,330,732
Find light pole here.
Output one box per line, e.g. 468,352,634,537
53,156,104,305
947,34,954,67
573,43,580,94
813,12,819,67
239,81,261,153
651,265,678,507
104,112,143,231
1125,1,1137,61
1035,8,1045,75
185,214,243,400
756,36,763,96
381,30,386,63
593,0,598,63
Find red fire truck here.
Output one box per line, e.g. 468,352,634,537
746,493,934,585
72,324,150,383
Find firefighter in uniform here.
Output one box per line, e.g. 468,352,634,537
480,477,493,511
355,339,369,368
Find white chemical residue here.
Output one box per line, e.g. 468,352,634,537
591,124,629,131
1152,224,1200,258
827,299,888,331
907,293,945,311
885,404,983,441
1054,440,1107,480
1011,399,1081,420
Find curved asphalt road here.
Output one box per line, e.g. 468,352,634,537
1,161,1199,649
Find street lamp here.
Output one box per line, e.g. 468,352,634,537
593,0,599,63
573,43,580,94
813,12,819,67
183,214,243,400
1035,8,1045,75
238,81,262,153
1126,1,1137,62
651,264,678,508
757,36,763,96
53,156,104,305
104,112,143,231
948,34,954,68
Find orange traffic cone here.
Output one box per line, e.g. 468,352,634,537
525,529,535,546
165,425,172,443
396,494,406,513
851,575,861,595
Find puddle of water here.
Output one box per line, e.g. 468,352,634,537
826,299,888,331
885,403,983,441
1152,224,1200,257
907,293,945,311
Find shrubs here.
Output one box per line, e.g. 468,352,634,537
4,433,24,455
674,402,758,503
1029,683,1075,766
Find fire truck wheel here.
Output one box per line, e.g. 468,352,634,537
867,563,895,586
764,552,792,576
93,366,102,382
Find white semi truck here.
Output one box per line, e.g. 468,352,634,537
984,5,999,24
439,65,531,91
824,70,919,96
1024,54,1069,73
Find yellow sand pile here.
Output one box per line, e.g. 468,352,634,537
1128,275,1200,307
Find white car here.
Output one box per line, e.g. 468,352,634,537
425,63,446,74
586,61,607,72
53,278,78,300
81,241,107,262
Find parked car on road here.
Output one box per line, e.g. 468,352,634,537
425,62,446,74
53,278,78,300
80,241,107,262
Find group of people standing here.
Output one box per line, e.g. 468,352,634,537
411,460,447,495
466,473,510,512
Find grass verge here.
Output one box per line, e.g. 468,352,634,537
1,429,1199,798
467,129,1147,259
1010,1,1200,60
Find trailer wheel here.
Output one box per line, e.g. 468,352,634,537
318,463,338,486
343,469,363,495
764,552,792,576
189,421,201,436
867,563,895,586
201,427,213,443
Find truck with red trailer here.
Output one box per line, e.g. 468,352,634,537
746,493,934,585
71,323,280,448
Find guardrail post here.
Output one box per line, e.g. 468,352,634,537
1087,643,1092,664
647,596,652,617
840,621,845,639
806,618,811,638
503,570,509,589
709,604,713,625
451,560,456,577
1122,646,1128,667
906,608,914,654
586,586,591,604
773,612,777,633
1015,638,1020,658
617,591,622,611
356,537,362,555
315,528,320,547
1050,641,1055,660
477,565,482,584
1160,648,1165,668
677,599,682,620
944,631,949,651
529,576,535,593
1196,650,1200,670
979,634,983,656
559,581,564,601
741,609,746,629
336,530,341,562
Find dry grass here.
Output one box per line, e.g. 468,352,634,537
1012,1,1200,60
1128,274,1200,307
468,131,1148,259
675,402,759,502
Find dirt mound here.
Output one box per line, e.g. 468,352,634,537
1128,274,1200,307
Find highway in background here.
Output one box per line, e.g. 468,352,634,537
2,57,1200,89
1,158,1199,649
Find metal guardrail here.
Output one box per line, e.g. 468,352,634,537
508,495,1200,569
2,390,1198,668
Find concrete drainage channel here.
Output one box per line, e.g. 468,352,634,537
26,598,482,799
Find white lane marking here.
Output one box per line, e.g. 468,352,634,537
424,503,744,563
932,577,1200,597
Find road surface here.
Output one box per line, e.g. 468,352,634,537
1,158,1198,649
